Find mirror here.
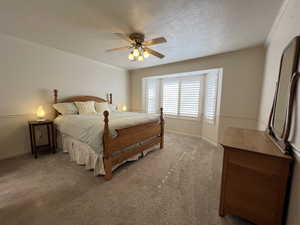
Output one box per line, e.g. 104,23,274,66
268,36,300,153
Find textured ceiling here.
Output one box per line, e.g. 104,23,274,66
0,0,283,69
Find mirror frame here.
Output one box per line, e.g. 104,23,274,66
267,36,300,154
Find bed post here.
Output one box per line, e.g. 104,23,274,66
54,89,59,118
54,89,58,104
109,93,112,104
103,110,113,180
160,107,165,149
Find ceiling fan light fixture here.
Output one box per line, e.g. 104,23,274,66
137,54,144,61
133,48,140,57
106,33,166,61
143,50,150,58
128,52,134,60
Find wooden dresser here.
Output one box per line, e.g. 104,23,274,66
219,127,293,225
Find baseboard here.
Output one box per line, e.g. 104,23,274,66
201,136,219,147
0,152,29,161
166,129,218,147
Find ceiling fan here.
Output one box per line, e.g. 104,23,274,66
106,33,167,61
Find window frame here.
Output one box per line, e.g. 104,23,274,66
160,75,203,120
143,71,220,124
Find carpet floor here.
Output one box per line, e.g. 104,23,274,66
0,133,252,225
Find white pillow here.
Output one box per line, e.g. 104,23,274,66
74,101,97,115
53,103,78,115
95,102,110,115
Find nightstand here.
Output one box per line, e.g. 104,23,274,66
28,120,56,158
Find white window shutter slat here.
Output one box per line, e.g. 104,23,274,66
145,79,158,113
204,72,218,121
179,78,201,117
162,80,179,116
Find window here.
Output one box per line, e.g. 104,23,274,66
161,77,201,118
162,80,179,115
179,78,201,117
145,79,158,113
204,72,218,121
162,76,201,118
143,70,219,121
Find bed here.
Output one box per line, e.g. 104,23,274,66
53,89,164,180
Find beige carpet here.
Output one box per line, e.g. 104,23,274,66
0,133,252,225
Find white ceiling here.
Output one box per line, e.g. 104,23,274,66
0,0,283,70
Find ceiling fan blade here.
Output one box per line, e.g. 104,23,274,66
106,46,131,52
144,47,165,59
113,33,134,43
143,37,167,46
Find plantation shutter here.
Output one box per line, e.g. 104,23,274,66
162,80,179,116
204,72,218,121
144,72,219,120
145,79,158,113
179,78,201,117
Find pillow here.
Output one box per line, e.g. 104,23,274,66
95,102,110,115
74,101,97,115
53,103,78,115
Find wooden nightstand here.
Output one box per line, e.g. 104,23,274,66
28,120,56,158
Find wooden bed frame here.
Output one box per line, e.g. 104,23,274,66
53,89,164,180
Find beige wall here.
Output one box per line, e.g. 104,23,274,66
257,0,300,224
0,33,129,160
130,46,265,143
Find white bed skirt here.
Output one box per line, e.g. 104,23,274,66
62,134,158,176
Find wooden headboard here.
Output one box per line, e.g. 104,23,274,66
54,89,112,104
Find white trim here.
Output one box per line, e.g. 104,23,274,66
0,113,32,118
142,68,220,80
265,0,290,45
166,115,200,121
219,115,258,121
166,129,218,147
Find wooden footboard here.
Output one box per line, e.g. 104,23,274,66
102,108,164,180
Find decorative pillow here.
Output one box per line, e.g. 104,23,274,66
74,101,97,115
53,103,78,115
95,102,110,115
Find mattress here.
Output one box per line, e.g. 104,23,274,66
54,111,160,153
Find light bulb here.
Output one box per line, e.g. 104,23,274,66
137,55,144,61
133,48,140,57
122,105,127,111
36,106,45,121
143,50,150,58
128,52,134,60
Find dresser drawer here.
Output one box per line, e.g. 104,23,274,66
227,147,290,176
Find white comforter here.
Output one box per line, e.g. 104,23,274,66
54,112,160,153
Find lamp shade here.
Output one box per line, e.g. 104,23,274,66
133,48,140,57
36,106,45,121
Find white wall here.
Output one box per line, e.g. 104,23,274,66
257,0,300,224
130,46,265,144
0,33,129,160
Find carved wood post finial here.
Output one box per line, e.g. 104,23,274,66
160,107,165,149
54,89,58,104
